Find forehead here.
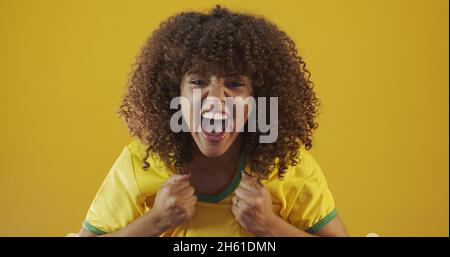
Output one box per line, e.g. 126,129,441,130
185,57,251,77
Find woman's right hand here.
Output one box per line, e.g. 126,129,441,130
148,173,197,234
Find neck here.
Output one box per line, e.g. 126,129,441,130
191,136,243,174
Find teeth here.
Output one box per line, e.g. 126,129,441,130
201,112,228,120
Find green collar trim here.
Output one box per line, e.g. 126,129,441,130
196,155,245,203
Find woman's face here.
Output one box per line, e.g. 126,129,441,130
180,72,253,157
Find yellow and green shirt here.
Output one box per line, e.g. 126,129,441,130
82,139,337,236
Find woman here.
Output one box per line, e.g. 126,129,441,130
78,5,348,237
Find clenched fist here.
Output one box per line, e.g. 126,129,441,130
150,174,197,233
231,172,278,236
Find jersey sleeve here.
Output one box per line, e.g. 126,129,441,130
287,149,337,234
82,146,145,235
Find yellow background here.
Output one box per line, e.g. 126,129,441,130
0,0,448,236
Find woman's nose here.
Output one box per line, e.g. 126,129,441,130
207,79,226,100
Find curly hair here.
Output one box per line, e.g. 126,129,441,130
118,5,319,179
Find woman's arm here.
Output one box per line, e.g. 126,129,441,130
259,214,349,237
77,210,165,237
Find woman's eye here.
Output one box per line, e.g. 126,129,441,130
227,81,244,88
190,80,207,86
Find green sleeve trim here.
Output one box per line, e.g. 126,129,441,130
197,154,246,203
305,209,338,233
82,220,107,235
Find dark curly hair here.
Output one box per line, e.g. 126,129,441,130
118,5,319,179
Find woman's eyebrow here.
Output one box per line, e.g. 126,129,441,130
224,75,247,80
187,72,207,77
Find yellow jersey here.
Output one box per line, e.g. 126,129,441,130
82,139,337,236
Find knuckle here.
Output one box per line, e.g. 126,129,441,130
255,197,263,206
180,211,189,221
168,198,179,208
165,187,174,195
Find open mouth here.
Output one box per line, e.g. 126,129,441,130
200,111,230,143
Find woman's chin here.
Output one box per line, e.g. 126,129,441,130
200,150,226,158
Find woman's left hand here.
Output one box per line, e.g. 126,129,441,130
231,172,279,236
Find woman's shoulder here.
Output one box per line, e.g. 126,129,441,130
124,138,173,182
263,146,333,210
295,147,323,173
125,138,148,159
288,146,327,181
262,146,326,183
124,139,158,166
